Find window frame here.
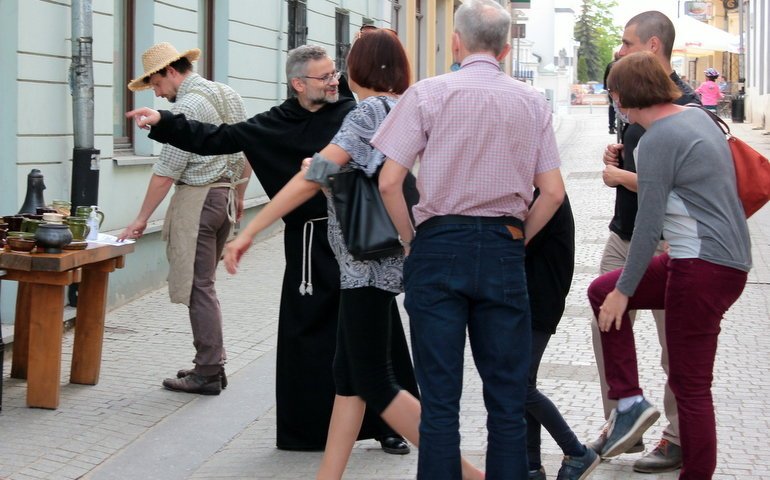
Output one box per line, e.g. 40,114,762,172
288,0,308,50
335,10,351,76
113,0,135,150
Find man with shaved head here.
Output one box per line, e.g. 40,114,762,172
587,10,700,474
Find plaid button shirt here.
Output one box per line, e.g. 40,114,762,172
372,55,560,225
153,73,247,185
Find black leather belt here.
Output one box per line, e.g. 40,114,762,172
417,215,524,239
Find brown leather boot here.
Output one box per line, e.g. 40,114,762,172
163,372,222,395
177,367,227,389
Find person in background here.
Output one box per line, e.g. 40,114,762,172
119,42,250,395
717,75,729,93
591,50,751,480
588,11,700,474
604,51,621,135
525,193,599,480
221,28,483,480
696,68,724,112
125,44,413,454
375,1,565,477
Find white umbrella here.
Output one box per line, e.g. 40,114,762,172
673,15,741,56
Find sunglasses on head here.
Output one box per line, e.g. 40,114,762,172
357,24,398,39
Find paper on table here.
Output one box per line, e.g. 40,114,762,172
88,233,136,245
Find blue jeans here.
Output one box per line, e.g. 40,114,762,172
404,222,531,480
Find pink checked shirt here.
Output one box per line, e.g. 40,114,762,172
371,54,560,227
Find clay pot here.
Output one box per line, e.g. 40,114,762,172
42,213,66,224
34,223,72,253
3,215,24,232
7,237,36,253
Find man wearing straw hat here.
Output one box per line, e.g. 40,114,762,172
119,42,251,396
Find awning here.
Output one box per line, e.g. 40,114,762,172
673,15,741,56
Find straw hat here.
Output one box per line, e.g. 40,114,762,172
128,42,201,91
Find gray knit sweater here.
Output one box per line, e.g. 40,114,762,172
616,107,752,296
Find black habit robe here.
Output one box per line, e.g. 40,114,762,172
148,77,419,450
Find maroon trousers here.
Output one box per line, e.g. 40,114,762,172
588,253,747,479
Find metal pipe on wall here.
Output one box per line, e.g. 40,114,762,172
69,0,99,307
69,0,99,212
70,0,95,149
277,0,286,102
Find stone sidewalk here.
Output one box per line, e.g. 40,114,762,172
1,111,769,480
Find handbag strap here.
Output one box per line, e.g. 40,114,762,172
685,103,731,137
376,96,392,114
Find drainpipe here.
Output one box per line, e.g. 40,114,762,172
68,0,99,307
276,0,286,101
69,0,100,213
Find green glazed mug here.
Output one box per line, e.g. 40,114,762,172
21,218,43,234
67,217,91,241
74,206,105,228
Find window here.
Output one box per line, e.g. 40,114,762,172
113,0,134,149
288,0,308,50
335,10,350,75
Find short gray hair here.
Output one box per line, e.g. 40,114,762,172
286,45,330,96
454,0,511,56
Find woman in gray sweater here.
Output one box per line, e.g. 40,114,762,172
588,51,751,480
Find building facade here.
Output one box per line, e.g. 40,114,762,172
0,0,483,322
0,0,403,321
669,0,768,126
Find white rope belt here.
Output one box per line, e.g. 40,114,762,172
208,177,248,224
299,217,328,296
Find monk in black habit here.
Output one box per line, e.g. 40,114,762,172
140,52,418,452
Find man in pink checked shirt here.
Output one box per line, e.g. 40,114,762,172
374,1,565,478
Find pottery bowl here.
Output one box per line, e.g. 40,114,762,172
7,237,36,252
7,231,35,240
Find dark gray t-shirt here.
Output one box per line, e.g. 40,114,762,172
617,107,752,296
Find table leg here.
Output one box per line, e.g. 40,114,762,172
10,282,32,379
70,263,111,385
26,283,65,409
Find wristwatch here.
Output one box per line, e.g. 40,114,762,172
398,230,416,247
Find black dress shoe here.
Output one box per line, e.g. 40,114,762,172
177,367,228,389
378,435,410,455
163,372,222,395
609,127,616,134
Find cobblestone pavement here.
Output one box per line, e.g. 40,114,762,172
1,110,768,480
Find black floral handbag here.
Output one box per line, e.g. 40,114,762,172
329,166,403,260
329,167,418,261
327,97,419,261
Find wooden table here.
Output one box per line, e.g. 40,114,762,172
0,242,134,409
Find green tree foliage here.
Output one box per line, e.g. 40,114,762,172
577,56,589,84
574,0,622,83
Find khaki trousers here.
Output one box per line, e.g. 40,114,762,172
591,231,680,445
